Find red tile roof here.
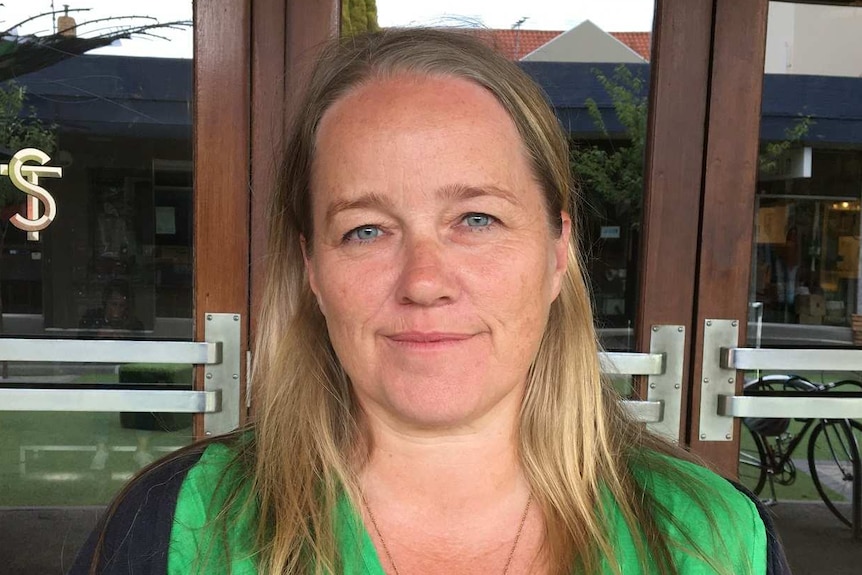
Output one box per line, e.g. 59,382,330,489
471,28,652,61
477,29,563,60
609,32,652,61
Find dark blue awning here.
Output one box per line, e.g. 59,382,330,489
5,55,862,147
520,61,862,146
6,54,191,139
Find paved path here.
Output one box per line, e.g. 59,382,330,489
771,501,861,574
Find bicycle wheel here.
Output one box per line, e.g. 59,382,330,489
743,374,818,435
739,420,768,495
829,379,862,392
807,419,862,527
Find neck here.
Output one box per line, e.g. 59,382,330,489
354,397,546,574
356,399,528,512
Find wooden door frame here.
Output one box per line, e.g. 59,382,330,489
250,0,340,338
638,0,769,475
687,0,769,475
194,0,252,436
193,0,339,435
636,0,715,445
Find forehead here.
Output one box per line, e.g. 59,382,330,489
311,73,534,197
321,73,512,127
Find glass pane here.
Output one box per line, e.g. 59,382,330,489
0,4,193,568
750,2,862,352
743,3,862,567
373,1,656,354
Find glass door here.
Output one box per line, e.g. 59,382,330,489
0,2,252,573
634,0,862,560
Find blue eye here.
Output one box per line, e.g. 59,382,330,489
344,225,382,243
463,213,495,228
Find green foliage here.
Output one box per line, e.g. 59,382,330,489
0,81,56,208
341,0,380,37
759,116,812,175
571,66,812,220
571,65,648,219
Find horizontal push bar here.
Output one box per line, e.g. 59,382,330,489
718,394,862,419
0,388,221,413
721,347,862,372
0,339,221,365
622,400,664,423
600,352,665,376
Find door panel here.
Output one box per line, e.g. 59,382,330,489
686,0,770,474
0,1,198,507
0,1,256,573
640,0,862,544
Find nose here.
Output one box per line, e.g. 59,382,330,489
395,235,458,307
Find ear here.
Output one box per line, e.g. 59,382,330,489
549,212,571,301
300,235,325,315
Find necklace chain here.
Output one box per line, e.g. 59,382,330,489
360,491,533,575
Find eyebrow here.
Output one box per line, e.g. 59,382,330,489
324,192,395,228
437,183,522,207
323,184,522,227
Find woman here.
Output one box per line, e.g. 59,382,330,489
71,28,787,574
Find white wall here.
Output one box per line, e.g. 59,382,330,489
765,2,862,77
522,20,645,63
764,2,795,74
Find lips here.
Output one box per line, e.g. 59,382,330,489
387,331,474,343
383,331,478,352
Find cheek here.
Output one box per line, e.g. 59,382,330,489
312,255,392,332
466,244,556,327
476,239,557,293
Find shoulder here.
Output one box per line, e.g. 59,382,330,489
169,441,247,536
66,442,232,575
630,453,772,574
634,453,754,516
175,442,240,498
169,442,257,574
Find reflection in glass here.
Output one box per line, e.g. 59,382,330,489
0,2,194,512
751,2,862,348
1,409,192,506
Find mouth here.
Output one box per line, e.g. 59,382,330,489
384,331,475,349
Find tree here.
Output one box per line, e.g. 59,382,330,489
571,64,811,220
0,82,56,199
759,116,813,176
341,0,380,37
570,65,648,221
0,8,190,81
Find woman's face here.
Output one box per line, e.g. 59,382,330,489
305,74,570,432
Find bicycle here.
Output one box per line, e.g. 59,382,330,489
738,374,862,528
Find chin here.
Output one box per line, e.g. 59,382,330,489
379,375,521,431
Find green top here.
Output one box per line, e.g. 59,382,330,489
167,444,766,574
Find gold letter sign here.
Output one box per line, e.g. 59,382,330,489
1,148,63,241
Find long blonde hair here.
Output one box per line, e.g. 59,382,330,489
248,28,734,574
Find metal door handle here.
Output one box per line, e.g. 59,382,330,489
701,320,862,441
718,394,862,419
0,388,221,413
722,347,862,372
622,400,664,423
0,339,221,364
600,352,665,376
599,326,686,441
0,312,242,435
